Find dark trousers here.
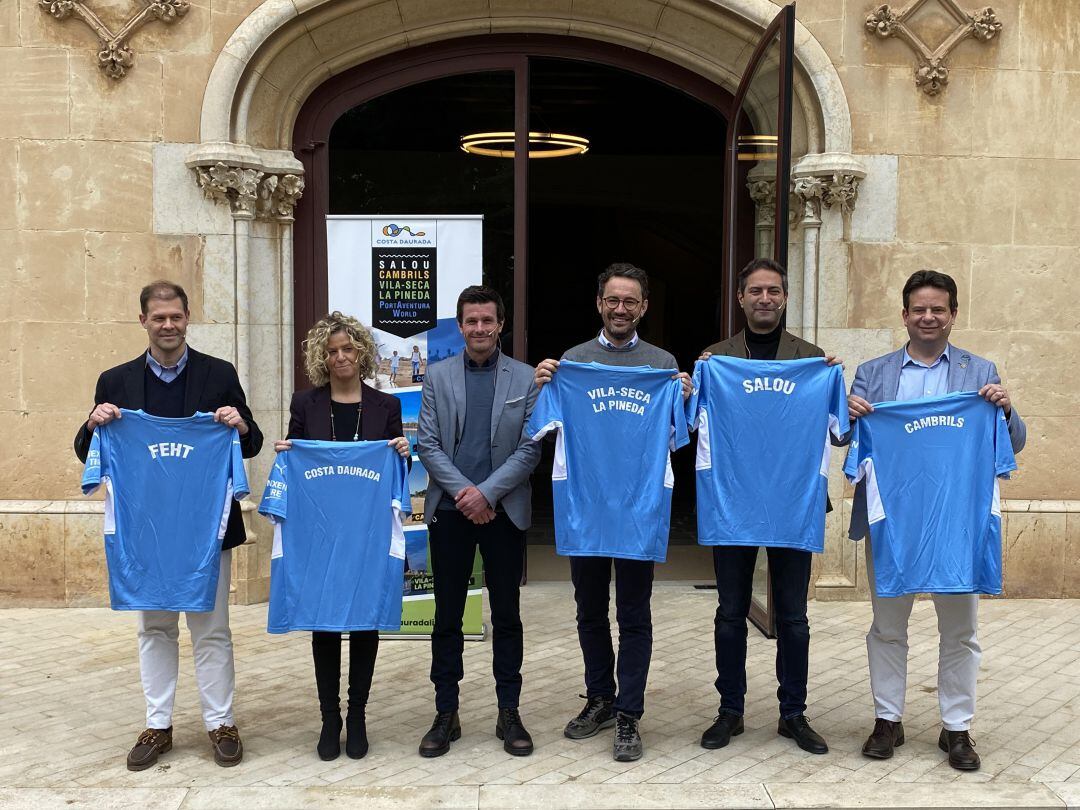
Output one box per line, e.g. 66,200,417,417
429,509,525,712
570,556,655,719
712,545,812,719
311,630,379,714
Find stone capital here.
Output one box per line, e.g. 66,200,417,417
792,153,867,216
188,144,305,221
747,177,776,226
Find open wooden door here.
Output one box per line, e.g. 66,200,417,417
721,2,798,638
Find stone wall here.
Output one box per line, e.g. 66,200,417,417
1,0,1077,605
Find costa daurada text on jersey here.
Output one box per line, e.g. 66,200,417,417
259,440,410,632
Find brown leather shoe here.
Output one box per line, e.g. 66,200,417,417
126,727,172,771
862,718,905,759
208,724,243,767
938,728,980,771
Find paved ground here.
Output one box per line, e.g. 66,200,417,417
1,584,1078,808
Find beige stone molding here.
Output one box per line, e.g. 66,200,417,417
792,152,868,217
187,143,305,221
38,0,189,80
865,0,1002,96
189,162,304,221
747,178,776,226
197,0,854,156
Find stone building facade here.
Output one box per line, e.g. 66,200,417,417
1,0,1077,606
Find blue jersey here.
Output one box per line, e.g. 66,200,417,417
843,392,1017,597
688,357,847,552
259,440,410,633
80,410,248,612
527,361,689,562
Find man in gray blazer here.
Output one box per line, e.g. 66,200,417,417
846,270,1026,771
416,285,542,759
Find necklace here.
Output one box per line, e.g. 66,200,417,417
329,400,362,441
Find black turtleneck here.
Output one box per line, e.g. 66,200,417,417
745,323,783,360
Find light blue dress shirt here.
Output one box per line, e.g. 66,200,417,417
146,348,189,383
896,344,949,402
597,329,639,351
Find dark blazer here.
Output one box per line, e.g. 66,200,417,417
287,382,404,445
73,347,263,550
702,328,825,361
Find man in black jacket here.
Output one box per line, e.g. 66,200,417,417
74,281,262,771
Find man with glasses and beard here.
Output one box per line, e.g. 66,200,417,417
534,262,692,762
696,258,840,756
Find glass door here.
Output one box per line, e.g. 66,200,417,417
722,2,798,637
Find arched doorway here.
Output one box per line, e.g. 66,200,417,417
184,0,868,606
290,36,736,372
289,35,740,580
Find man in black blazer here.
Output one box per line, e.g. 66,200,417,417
74,281,262,771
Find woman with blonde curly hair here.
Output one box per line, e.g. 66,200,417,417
274,311,410,761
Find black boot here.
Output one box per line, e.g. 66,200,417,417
317,712,342,761
419,711,461,758
496,708,534,756
345,709,368,759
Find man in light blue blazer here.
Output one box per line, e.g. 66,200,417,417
846,270,1026,771
416,285,541,759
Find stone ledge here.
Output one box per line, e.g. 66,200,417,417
0,783,1068,809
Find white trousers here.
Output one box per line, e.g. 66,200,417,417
137,549,235,731
865,540,980,731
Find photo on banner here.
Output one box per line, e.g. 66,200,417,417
327,214,485,639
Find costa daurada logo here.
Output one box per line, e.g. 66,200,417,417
381,224,426,238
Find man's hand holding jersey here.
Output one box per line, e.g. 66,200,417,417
536,358,694,401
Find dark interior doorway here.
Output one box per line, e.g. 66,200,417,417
295,36,738,577
524,58,726,547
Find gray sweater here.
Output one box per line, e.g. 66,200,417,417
562,335,678,370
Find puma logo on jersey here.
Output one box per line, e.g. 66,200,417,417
742,377,796,395
148,442,195,459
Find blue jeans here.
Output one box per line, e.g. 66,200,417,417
712,546,812,719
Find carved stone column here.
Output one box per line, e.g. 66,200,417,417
192,163,263,392
186,146,305,575
791,176,826,346
747,176,776,260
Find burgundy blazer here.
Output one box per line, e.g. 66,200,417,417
286,382,403,443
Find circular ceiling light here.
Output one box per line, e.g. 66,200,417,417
460,131,589,158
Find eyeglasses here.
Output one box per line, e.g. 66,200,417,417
601,297,642,310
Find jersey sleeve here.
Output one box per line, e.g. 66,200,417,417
394,453,411,516
259,455,288,521
230,430,250,500
994,408,1018,479
842,419,867,484
684,360,704,432
389,451,409,560
527,373,563,440
670,376,690,451
827,364,848,440
80,427,105,495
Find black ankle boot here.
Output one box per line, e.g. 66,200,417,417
317,712,342,761
345,709,368,759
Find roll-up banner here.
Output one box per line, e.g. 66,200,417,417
326,215,485,640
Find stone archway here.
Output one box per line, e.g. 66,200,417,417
167,0,868,602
